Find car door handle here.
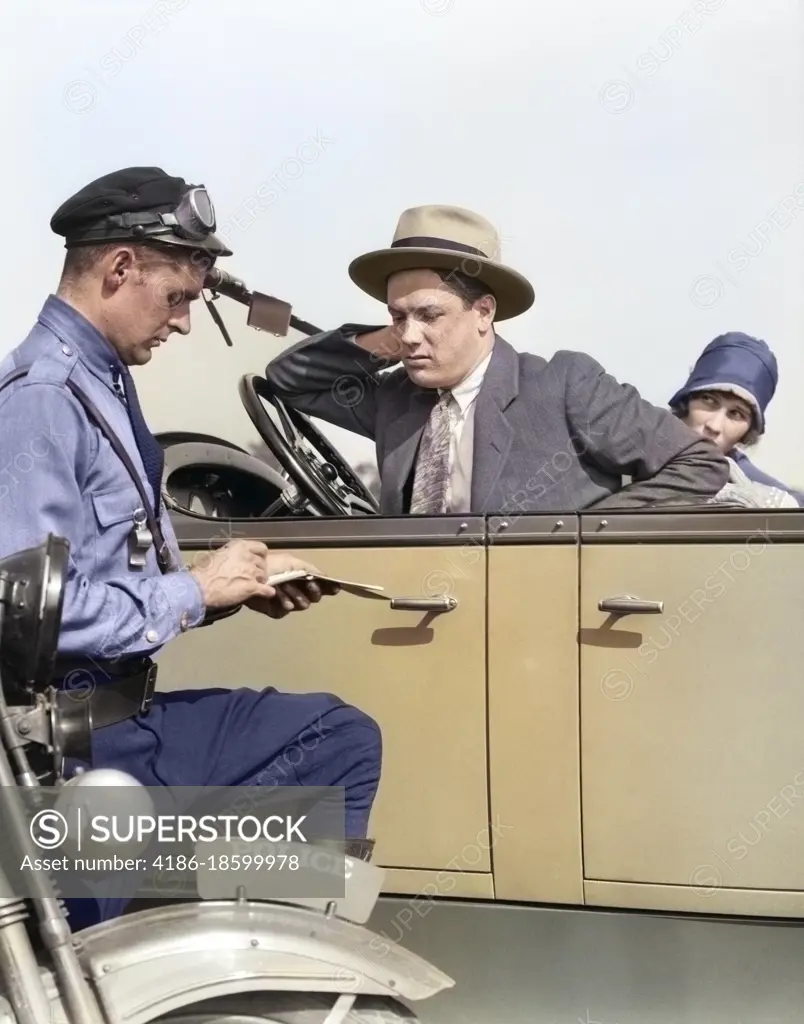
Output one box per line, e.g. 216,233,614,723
598,595,664,615
390,597,458,612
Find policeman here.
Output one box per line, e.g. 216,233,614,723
0,166,382,927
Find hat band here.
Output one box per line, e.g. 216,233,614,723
391,236,485,257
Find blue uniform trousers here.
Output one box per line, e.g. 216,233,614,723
63,684,382,930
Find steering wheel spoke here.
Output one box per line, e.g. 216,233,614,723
276,400,303,446
238,374,380,517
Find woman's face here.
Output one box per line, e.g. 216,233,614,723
683,390,755,453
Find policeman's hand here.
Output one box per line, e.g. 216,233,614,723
246,551,341,619
190,540,278,610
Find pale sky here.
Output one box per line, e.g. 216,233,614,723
4,0,803,484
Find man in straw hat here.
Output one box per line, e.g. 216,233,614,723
264,205,728,514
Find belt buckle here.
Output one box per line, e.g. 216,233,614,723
140,662,158,715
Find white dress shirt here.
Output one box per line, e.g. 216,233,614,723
441,350,492,513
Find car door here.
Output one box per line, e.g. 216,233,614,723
158,510,492,897
578,508,804,918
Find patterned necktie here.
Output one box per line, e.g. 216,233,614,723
409,391,455,515
120,365,164,512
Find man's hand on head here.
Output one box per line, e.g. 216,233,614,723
352,325,404,360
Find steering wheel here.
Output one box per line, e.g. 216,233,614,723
238,374,380,517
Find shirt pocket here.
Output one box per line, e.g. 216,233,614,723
90,484,147,571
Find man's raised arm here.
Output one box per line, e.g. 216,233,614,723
263,324,402,440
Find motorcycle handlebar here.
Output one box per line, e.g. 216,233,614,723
204,267,323,337
204,267,252,304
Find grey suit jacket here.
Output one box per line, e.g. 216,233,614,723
263,326,729,515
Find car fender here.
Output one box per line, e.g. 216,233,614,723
70,900,454,1024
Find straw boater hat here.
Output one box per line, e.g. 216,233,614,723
348,204,535,322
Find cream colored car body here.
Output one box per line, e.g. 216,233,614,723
160,505,804,923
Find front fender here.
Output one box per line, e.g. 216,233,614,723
70,900,454,1024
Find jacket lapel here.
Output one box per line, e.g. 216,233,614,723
380,387,437,514
470,336,519,513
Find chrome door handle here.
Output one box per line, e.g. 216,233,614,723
390,597,457,612
598,595,663,614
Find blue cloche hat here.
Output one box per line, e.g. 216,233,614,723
668,332,779,434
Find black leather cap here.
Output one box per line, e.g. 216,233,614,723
50,166,231,257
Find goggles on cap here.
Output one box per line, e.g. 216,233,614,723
151,186,216,241
69,185,218,246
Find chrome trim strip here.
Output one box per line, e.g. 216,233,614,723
487,513,579,543
169,512,487,548
580,509,804,543
170,508,804,548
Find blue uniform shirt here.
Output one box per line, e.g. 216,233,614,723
0,295,206,665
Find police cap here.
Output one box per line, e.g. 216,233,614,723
50,166,232,258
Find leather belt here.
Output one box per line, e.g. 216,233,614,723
54,659,158,730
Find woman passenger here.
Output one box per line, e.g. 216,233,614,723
668,332,802,508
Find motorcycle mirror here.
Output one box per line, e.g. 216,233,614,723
0,534,69,691
203,267,320,345
247,292,293,336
